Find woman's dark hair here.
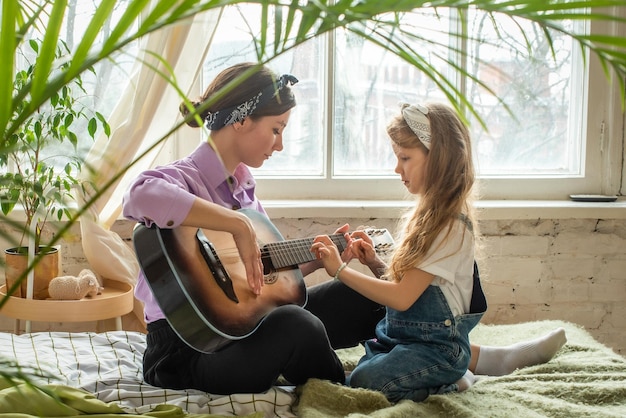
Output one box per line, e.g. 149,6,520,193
180,62,297,128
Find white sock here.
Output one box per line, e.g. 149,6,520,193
455,370,476,392
474,327,567,376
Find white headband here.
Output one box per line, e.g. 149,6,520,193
400,102,431,150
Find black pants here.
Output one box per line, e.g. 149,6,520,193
143,279,385,394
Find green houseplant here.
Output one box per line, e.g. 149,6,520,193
0,38,110,299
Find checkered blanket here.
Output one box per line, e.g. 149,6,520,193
0,331,295,417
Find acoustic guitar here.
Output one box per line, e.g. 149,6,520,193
133,208,394,353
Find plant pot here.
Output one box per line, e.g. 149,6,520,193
4,246,59,300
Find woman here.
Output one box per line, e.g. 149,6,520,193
124,63,349,394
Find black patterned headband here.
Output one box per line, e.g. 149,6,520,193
204,74,299,130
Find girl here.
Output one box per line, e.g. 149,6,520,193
311,102,566,402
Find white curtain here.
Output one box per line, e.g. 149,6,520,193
78,9,221,329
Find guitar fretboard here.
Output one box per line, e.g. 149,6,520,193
263,233,347,269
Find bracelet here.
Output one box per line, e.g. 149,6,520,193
333,262,348,281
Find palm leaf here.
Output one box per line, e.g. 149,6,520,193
29,0,67,107
249,0,626,110
0,1,19,138
5,1,626,144
67,1,118,75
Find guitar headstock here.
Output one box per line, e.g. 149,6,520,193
363,228,395,256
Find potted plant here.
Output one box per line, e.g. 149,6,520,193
0,39,110,299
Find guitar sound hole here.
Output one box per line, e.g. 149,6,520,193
264,272,278,284
261,248,274,275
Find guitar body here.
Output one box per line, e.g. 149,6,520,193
133,209,307,353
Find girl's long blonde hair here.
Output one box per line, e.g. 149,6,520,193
386,103,477,281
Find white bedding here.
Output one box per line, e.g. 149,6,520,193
0,331,296,417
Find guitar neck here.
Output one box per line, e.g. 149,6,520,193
263,233,347,270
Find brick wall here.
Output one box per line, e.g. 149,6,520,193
1,215,624,356
477,218,626,354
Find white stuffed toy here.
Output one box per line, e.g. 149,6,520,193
48,269,102,300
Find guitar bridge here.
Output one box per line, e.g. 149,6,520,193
196,229,239,303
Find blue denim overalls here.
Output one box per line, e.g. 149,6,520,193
348,262,487,403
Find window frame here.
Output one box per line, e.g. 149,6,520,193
187,7,626,202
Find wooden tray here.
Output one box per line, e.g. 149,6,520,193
0,279,133,323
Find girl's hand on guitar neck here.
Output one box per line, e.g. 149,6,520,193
301,224,351,277
335,223,354,264
311,235,344,279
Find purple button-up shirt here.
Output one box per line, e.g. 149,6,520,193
123,141,265,323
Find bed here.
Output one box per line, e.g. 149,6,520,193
0,319,624,418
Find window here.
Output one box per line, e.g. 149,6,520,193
199,5,623,201
26,3,622,202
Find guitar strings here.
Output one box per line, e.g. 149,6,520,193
207,234,347,263
207,231,391,261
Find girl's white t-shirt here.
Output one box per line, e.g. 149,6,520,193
415,218,475,317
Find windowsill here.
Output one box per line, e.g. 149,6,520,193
1,199,624,224
264,198,626,220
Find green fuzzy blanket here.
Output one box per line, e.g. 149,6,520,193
295,320,626,418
